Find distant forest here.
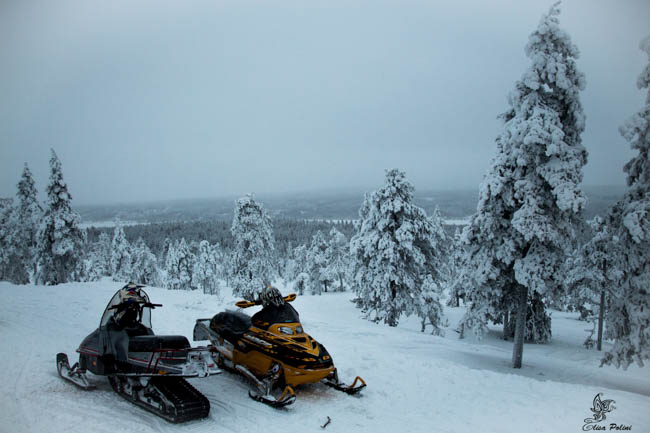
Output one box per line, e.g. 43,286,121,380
82,185,624,259
77,186,626,224
86,219,359,258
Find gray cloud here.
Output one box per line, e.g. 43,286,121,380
1,0,648,204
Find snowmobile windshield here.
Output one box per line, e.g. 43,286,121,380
251,302,300,326
100,289,152,329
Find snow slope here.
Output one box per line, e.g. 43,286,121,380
1,281,648,433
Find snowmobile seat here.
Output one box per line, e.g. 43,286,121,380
210,311,252,344
102,319,153,361
128,335,191,353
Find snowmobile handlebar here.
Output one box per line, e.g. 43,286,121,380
108,302,162,310
235,293,296,309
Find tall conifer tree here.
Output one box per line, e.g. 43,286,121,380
110,221,132,282
229,194,276,300
601,36,650,369
460,5,587,368
35,150,85,285
15,163,42,279
350,169,446,327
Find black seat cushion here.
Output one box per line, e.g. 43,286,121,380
210,311,252,343
128,335,190,352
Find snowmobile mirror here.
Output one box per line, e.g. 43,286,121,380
235,300,258,309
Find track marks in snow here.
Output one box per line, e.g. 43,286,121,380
2,283,650,433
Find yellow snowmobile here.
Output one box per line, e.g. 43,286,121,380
193,287,366,407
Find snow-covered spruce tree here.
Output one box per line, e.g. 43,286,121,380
601,36,650,369
96,232,112,277
415,207,448,334
565,217,620,350
75,257,101,282
0,200,13,271
14,163,43,280
306,230,330,295
76,236,109,282
417,274,446,336
211,242,227,282
75,232,111,282
283,244,308,284
165,238,195,290
350,169,446,327
0,198,26,283
446,227,467,307
294,272,310,295
35,150,86,285
110,220,132,282
282,243,296,282
276,241,291,281
459,5,587,368
325,227,350,292
194,240,220,295
229,194,276,300
161,237,172,266
500,291,553,343
130,238,160,286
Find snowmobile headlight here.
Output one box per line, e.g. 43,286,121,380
295,326,303,334
278,326,294,335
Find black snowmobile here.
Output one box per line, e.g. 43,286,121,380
56,283,220,423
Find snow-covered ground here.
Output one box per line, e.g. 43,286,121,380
1,281,648,433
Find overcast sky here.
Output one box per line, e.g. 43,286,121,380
1,0,648,205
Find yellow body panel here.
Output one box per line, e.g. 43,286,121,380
230,321,334,388
232,349,334,387
282,364,334,387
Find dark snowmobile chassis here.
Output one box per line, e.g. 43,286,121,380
57,352,211,423
57,284,219,423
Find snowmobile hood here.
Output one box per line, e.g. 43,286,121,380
246,322,332,366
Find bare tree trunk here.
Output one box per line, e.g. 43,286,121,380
596,258,607,351
597,289,605,351
512,284,528,369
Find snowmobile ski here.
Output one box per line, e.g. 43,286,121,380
322,369,366,395
57,353,95,390
214,353,297,407
248,386,296,408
